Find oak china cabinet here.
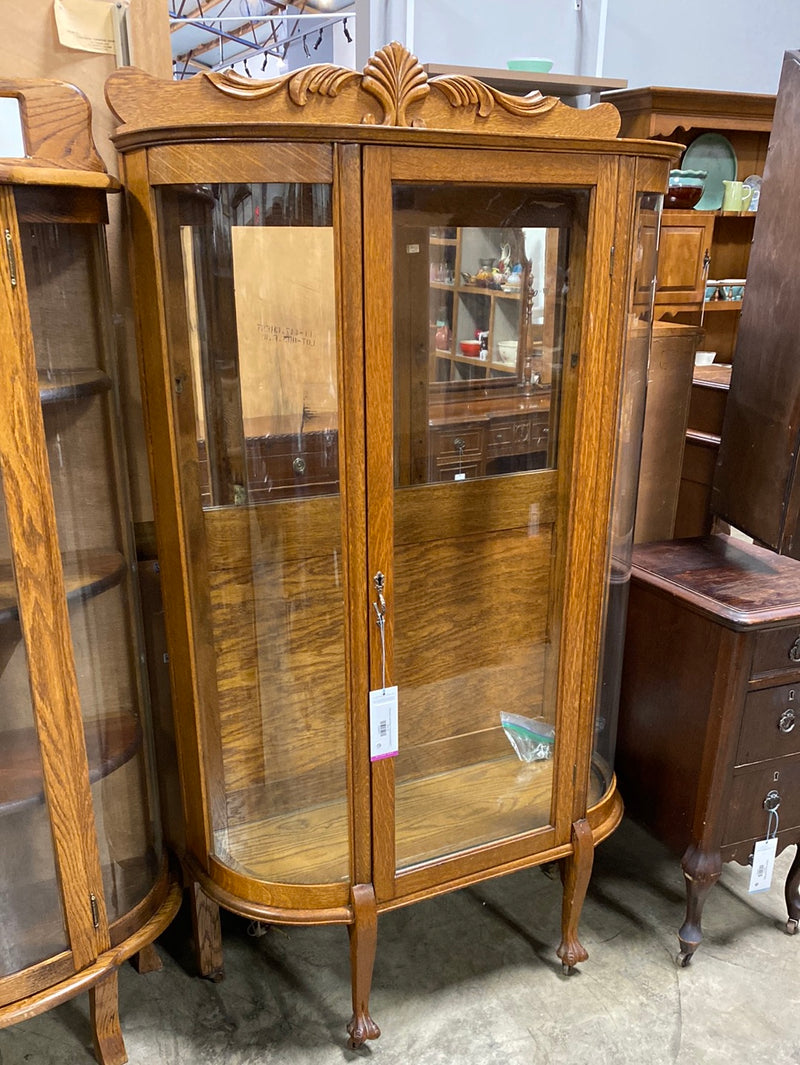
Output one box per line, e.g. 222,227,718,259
106,45,674,1045
0,79,180,1064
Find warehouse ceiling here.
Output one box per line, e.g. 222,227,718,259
170,0,356,79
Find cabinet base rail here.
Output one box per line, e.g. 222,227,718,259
0,876,182,1063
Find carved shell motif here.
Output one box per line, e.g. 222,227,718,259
360,42,429,126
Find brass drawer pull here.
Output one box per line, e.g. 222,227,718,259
293,457,307,475
789,636,800,662
453,437,466,453
779,709,796,733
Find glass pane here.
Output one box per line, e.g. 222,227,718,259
391,185,589,870
0,479,69,975
18,210,162,923
158,182,349,884
594,191,662,778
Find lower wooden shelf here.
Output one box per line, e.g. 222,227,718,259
216,752,607,885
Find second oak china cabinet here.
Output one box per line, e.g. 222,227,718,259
106,44,674,1045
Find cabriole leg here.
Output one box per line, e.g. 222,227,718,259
89,969,127,1065
346,883,380,1048
189,882,224,981
784,843,800,935
677,843,721,965
556,818,593,973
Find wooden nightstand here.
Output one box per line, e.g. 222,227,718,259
617,533,800,964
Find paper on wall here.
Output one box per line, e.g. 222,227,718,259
54,0,125,55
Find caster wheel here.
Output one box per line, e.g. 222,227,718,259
785,918,798,936
676,951,692,968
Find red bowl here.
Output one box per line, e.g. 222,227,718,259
665,185,704,209
459,340,481,356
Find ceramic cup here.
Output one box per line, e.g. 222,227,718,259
721,180,753,213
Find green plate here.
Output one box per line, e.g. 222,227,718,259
681,133,737,211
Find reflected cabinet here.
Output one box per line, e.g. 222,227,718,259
0,80,179,1063
107,45,673,1045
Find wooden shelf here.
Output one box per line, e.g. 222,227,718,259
0,550,127,627
217,754,608,884
38,368,111,405
0,711,141,816
703,301,743,312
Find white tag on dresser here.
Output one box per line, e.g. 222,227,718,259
369,686,398,761
749,837,778,893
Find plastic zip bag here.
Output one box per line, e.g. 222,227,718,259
501,712,555,763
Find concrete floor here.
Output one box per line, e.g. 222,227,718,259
2,817,799,1065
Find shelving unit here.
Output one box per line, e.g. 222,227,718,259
0,77,179,1064
429,226,530,382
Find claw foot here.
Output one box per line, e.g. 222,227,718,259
347,1011,380,1049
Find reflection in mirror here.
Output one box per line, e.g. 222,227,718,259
167,183,337,508
392,185,589,488
0,97,24,158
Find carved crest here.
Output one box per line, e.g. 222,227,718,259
108,43,622,141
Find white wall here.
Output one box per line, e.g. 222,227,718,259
604,0,799,93
377,0,800,95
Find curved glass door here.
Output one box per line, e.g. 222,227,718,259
16,194,163,925
593,191,661,779
156,181,349,885
0,485,68,979
390,183,590,871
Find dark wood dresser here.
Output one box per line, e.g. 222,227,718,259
617,533,800,963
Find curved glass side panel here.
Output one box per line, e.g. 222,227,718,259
157,183,349,884
391,184,589,870
594,191,662,780
16,195,163,924
0,482,69,976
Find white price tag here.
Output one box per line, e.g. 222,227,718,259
369,686,398,761
749,837,778,893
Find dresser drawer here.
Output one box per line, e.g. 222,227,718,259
724,759,800,846
736,683,800,765
751,625,800,678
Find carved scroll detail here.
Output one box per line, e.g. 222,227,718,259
361,41,429,126
431,75,559,120
206,64,359,103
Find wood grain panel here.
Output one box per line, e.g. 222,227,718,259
147,142,333,185
203,500,348,812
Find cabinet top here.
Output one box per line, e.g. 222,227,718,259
0,77,115,190
105,42,676,161
601,86,775,138
632,534,800,629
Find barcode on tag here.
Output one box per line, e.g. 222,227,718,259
369,686,398,761
749,837,778,893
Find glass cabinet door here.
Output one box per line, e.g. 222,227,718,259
355,141,630,896
0,486,69,980
155,179,351,886
14,190,164,928
387,180,591,872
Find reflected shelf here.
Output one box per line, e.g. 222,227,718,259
38,368,111,405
